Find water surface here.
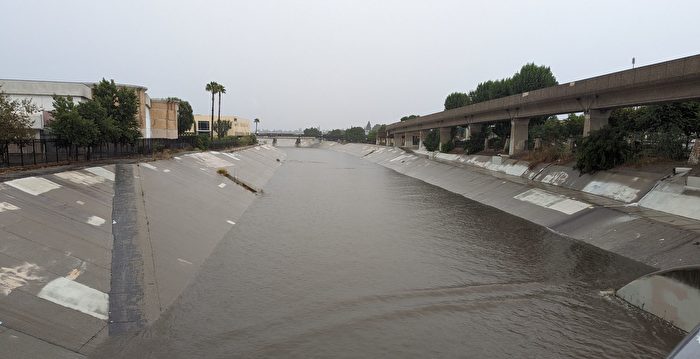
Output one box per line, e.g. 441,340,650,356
95,147,682,358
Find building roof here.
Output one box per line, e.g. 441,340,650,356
0,78,148,97
194,114,251,124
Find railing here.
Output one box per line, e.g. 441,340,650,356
0,137,200,169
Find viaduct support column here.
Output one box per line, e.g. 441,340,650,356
509,118,529,156
418,130,427,151
583,109,610,136
439,127,452,152
466,124,481,140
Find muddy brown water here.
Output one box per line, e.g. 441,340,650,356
94,148,683,358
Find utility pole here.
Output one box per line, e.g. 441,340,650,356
632,57,635,69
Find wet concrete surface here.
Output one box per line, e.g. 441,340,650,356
93,148,684,358
0,145,285,357
0,165,114,357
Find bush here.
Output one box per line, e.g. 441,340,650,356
152,140,165,152
464,132,486,154
574,126,632,174
424,130,440,151
488,137,504,151
237,135,257,146
527,143,573,166
196,134,210,150
440,141,455,153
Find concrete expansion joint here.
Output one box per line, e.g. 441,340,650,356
7,325,86,357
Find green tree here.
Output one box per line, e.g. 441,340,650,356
92,79,140,144
303,127,322,137
216,84,226,123
213,119,232,138
368,124,386,144
344,127,366,143
0,87,36,143
174,98,194,135
50,96,99,149
253,118,260,134
76,99,118,144
510,63,558,94
444,92,471,110
324,129,345,141
205,81,219,139
646,101,700,143
423,129,440,151
400,115,420,122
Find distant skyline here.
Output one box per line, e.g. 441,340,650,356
2,0,700,130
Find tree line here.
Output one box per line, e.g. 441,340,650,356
301,125,387,144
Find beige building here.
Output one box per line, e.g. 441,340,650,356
193,114,251,136
125,86,179,139
149,98,179,139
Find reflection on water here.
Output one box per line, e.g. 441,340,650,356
95,148,682,358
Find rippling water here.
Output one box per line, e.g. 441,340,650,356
95,148,682,358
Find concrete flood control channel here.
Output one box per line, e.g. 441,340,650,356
0,145,285,358
0,141,696,357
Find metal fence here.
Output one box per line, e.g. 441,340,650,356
0,137,201,168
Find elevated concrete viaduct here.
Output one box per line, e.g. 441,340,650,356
386,54,700,155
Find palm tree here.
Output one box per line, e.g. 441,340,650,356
205,81,219,139
216,84,226,136
254,118,260,135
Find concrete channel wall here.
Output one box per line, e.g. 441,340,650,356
0,144,286,358
328,143,700,271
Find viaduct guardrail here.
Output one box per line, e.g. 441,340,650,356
386,54,700,155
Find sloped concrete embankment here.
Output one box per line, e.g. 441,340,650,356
0,166,116,358
328,143,700,270
0,144,285,357
112,145,286,333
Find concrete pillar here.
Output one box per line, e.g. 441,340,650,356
583,109,610,136
439,127,452,151
392,135,398,147
466,124,481,140
508,118,529,156
418,130,427,151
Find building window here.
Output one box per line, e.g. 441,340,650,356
197,121,210,131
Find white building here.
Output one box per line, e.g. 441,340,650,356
0,79,93,138
0,79,177,139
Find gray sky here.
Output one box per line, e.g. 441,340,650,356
3,0,700,131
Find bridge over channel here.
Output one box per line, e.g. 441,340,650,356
386,54,700,155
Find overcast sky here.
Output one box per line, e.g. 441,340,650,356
2,0,700,130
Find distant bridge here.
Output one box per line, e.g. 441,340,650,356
256,132,304,138
386,54,700,155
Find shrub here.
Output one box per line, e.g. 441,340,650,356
464,132,486,154
488,137,504,151
423,130,440,151
152,140,165,152
440,141,455,153
196,134,210,150
237,135,257,146
574,126,632,174
216,168,229,176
